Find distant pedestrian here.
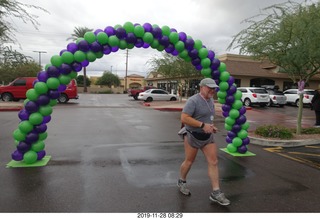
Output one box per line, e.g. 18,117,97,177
311,86,320,127
177,78,230,206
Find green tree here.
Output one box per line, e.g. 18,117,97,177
147,52,200,100
0,61,40,84
67,26,93,92
76,75,91,87
96,71,120,87
227,1,320,134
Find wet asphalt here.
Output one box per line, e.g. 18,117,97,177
0,94,319,213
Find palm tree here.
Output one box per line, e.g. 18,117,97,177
67,26,93,92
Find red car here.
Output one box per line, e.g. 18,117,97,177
0,77,79,103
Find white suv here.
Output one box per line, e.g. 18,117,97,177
283,89,315,107
237,87,270,107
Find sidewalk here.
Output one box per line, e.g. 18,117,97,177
0,102,23,111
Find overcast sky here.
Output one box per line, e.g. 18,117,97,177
6,0,313,78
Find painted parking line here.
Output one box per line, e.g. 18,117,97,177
264,146,320,169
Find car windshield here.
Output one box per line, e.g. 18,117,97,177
250,88,268,94
268,90,284,95
144,90,152,93
305,90,315,95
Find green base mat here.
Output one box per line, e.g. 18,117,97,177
6,156,51,168
220,148,256,157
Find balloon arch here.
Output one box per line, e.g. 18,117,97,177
9,22,252,165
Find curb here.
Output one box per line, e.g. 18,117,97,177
249,135,320,147
153,107,182,112
0,107,22,112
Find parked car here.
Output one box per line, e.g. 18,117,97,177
266,90,287,107
128,85,156,100
138,89,177,102
283,89,315,107
0,77,78,103
237,87,270,107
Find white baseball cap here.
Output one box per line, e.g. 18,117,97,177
199,78,219,88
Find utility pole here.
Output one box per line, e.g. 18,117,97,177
33,50,47,69
125,49,128,93
111,65,113,73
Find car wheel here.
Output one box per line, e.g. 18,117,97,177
279,104,285,108
295,99,300,107
170,97,177,101
1,93,13,102
58,93,69,103
145,97,153,102
267,100,272,107
134,94,139,100
244,98,251,107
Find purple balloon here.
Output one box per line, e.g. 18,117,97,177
188,49,198,59
232,124,242,133
211,70,220,80
143,23,153,32
42,115,51,124
60,64,72,75
185,38,195,50
37,95,50,106
222,104,231,112
239,106,247,115
48,90,61,99
142,43,150,49
12,150,24,161
211,58,220,70
195,64,203,71
227,76,235,86
126,33,137,44
37,71,49,82
227,85,237,95
225,95,235,105
152,27,162,39
18,109,30,121
103,45,112,55
159,35,170,47
47,66,60,78
226,136,232,143
67,42,78,53
111,46,119,52
237,145,248,153
178,32,187,42
78,40,90,52
37,150,46,160
243,137,250,145
72,62,82,72
25,132,39,144
164,44,175,53
90,42,102,52
135,38,144,48
25,101,39,113
115,27,127,39
170,28,177,32
171,50,179,56
222,111,229,117
81,60,89,67
94,29,103,35
208,50,215,60
104,26,115,36
58,84,67,92
35,124,47,133
236,115,247,125
59,49,68,56
17,141,31,153
191,58,201,66
227,131,236,138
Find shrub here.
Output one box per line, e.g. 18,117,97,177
255,125,293,139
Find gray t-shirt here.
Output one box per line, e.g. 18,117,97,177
182,93,215,132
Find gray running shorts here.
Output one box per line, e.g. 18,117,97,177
178,127,215,149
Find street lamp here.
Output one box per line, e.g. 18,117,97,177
33,50,47,68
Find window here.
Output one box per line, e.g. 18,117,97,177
13,79,26,86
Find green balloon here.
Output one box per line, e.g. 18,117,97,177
29,112,43,125
13,129,26,141
86,51,97,62
34,82,48,94
74,51,86,63
229,109,240,119
156,45,165,52
241,122,250,130
50,55,63,67
218,97,226,104
84,32,96,43
237,129,248,139
161,25,171,36
39,105,52,116
97,32,108,45
227,143,237,153
217,91,227,99
123,21,134,33
232,137,243,147
18,121,34,134
224,123,232,131
194,39,203,50
26,89,39,101
76,37,84,44
59,75,71,85
61,51,74,64
174,41,185,52
133,25,145,38
143,32,154,44
219,62,227,72
219,71,230,82
108,35,120,47
199,48,209,59
114,24,122,29
234,90,243,100
23,151,38,164
68,71,78,79
219,81,229,91
119,40,128,50
46,78,60,90
39,132,48,141
201,58,211,68
225,117,235,126
232,100,243,110
49,99,58,107
178,49,189,59
95,51,103,59
201,68,211,77
151,39,159,49
31,140,45,152
169,32,179,44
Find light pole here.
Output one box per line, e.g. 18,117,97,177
33,50,47,69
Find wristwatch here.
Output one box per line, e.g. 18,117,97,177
200,122,205,128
